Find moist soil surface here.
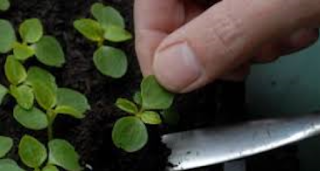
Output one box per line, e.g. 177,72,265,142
0,0,299,171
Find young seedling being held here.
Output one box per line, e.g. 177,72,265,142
0,18,65,67
112,75,175,152
74,2,132,78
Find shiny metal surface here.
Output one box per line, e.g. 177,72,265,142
163,114,320,171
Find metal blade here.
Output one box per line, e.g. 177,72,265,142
163,114,320,171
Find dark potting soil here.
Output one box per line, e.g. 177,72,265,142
0,0,299,171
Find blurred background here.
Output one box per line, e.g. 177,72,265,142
246,38,320,171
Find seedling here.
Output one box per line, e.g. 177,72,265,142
112,75,175,152
0,66,90,171
74,2,132,78
0,18,65,67
0,0,10,11
0,136,26,171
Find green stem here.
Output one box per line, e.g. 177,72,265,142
97,39,104,47
34,168,40,171
47,110,57,141
136,107,145,117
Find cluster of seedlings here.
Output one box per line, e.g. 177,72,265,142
0,1,176,171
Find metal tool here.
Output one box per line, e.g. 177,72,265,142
163,113,320,171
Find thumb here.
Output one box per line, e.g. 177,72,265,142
153,0,319,93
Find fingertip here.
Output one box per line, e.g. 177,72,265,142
153,41,204,93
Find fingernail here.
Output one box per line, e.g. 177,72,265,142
290,29,319,48
153,42,203,92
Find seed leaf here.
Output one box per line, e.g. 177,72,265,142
140,111,162,125
19,135,47,168
0,159,17,165
104,25,132,42
115,98,138,114
0,0,10,11
26,67,57,91
91,3,125,28
42,165,59,171
34,36,65,67
55,88,90,119
13,105,48,130
10,84,34,110
141,75,174,110
133,91,142,105
5,55,27,85
0,19,16,53
93,46,127,78
91,3,104,20
73,19,103,42
32,81,57,110
26,67,58,110
19,18,43,43
112,116,148,152
54,106,83,119
13,43,35,61
48,139,82,171
0,84,8,105
0,136,13,158
0,159,25,171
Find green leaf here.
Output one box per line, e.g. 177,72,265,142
26,67,58,110
141,75,174,110
19,135,47,168
115,98,138,114
54,106,83,119
104,25,132,42
13,43,35,60
0,19,16,53
140,111,162,125
0,136,13,158
0,0,10,11
32,81,57,110
19,18,43,43
161,108,180,125
91,3,125,28
55,88,90,119
133,91,142,105
0,159,17,165
0,84,8,105
5,55,27,85
26,67,57,91
91,3,104,20
48,139,82,171
13,105,48,130
112,116,148,152
10,84,34,109
0,159,25,171
93,46,127,78
42,165,59,171
34,36,65,67
73,19,104,42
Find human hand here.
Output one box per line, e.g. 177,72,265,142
134,0,319,93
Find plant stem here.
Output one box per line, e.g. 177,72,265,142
97,39,104,47
34,168,40,171
47,110,57,141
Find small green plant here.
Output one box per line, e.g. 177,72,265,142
112,75,175,152
0,66,90,171
0,0,10,11
74,2,132,78
0,18,65,67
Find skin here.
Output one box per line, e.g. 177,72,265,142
134,0,320,93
